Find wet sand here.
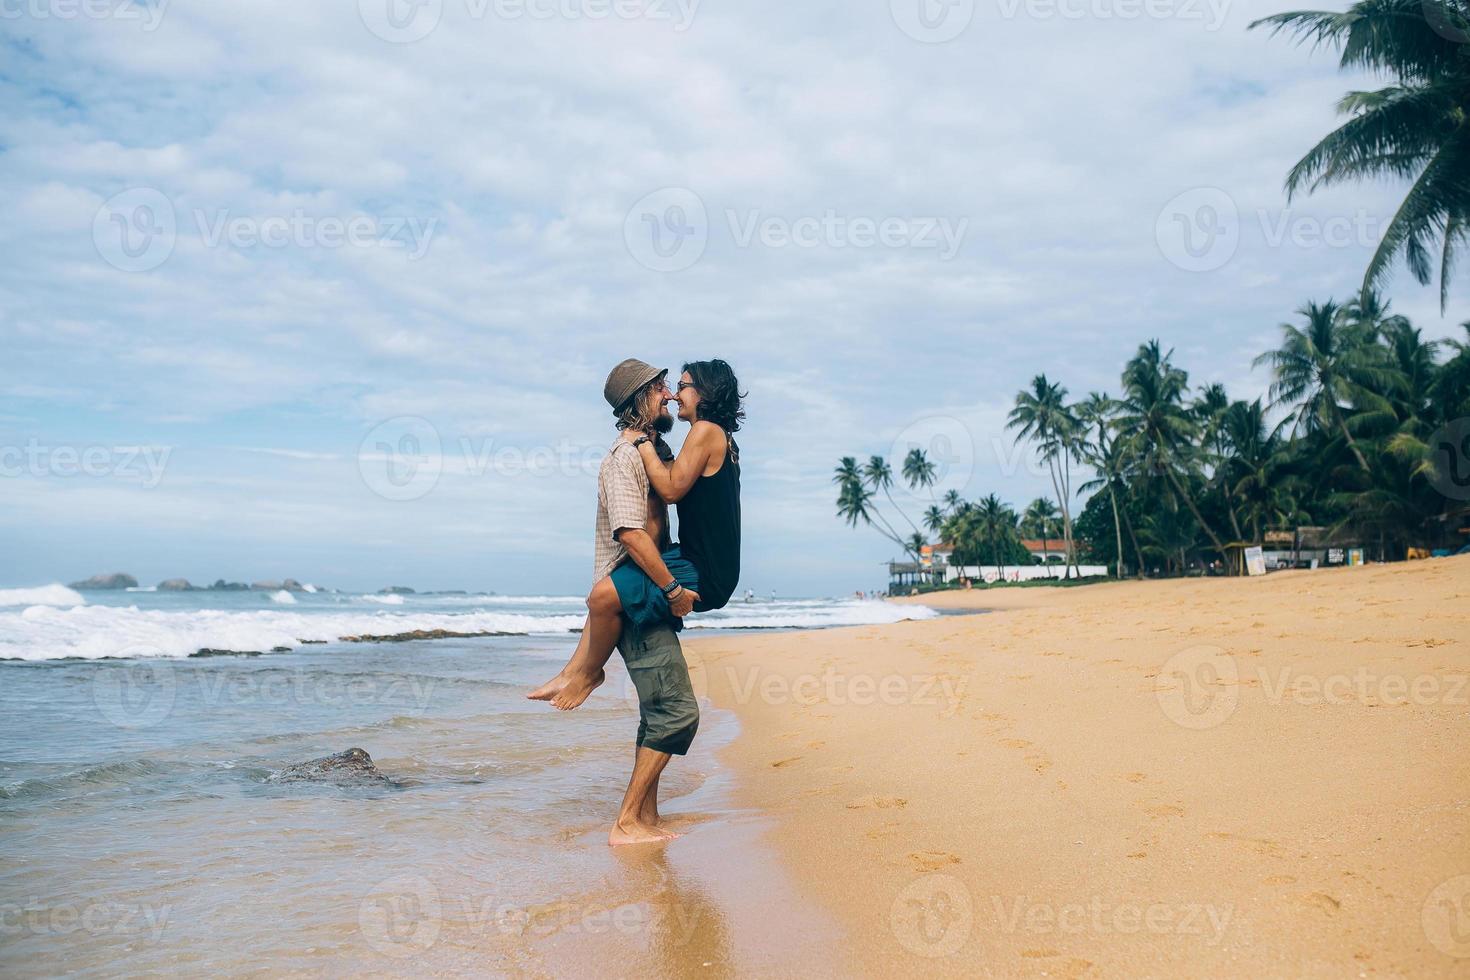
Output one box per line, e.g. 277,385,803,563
690,558,1470,977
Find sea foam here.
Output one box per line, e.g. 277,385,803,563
0,584,87,608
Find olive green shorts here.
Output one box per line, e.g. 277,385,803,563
617,621,699,756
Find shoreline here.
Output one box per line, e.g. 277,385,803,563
689,558,1470,976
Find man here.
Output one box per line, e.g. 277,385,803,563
530,358,702,846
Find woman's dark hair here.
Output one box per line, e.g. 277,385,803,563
682,359,745,433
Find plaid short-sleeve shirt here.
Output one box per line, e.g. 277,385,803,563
594,438,650,583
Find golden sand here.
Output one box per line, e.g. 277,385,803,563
687,558,1470,977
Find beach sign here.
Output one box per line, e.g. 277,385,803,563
1244,546,1267,576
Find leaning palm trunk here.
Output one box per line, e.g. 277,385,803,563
1107,485,1125,578
1044,458,1070,578
1163,466,1229,558
1061,455,1079,579
1335,406,1371,472
1119,494,1146,578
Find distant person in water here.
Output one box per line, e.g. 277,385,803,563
526,357,743,846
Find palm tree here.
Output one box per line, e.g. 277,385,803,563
1195,383,1246,543
923,504,947,535
1220,399,1296,546
1251,0,1470,309
1118,341,1231,559
942,489,963,514
1007,374,1081,577
1253,300,1390,472
1075,392,1139,578
835,456,917,559
902,448,938,502
864,455,924,539
1022,497,1059,573
976,493,1015,579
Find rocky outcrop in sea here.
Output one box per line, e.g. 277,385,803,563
68,573,138,590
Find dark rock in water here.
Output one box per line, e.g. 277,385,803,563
191,648,265,658
379,585,416,594
157,578,196,591
341,628,516,643
251,578,308,592
209,579,250,591
270,748,392,785
69,573,138,590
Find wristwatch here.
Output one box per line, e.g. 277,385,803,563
632,435,651,448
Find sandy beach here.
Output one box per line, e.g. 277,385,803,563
690,558,1470,977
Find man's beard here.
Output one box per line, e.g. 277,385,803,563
651,412,674,434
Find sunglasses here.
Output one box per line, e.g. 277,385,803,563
676,381,697,394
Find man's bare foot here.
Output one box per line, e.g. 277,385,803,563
608,819,677,847
525,672,569,701
551,669,604,710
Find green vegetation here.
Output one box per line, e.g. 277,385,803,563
838,296,1470,577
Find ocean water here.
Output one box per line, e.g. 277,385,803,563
0,587,934,975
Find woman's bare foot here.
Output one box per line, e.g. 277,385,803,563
551,669,604,710
525,672,569,701
608,819,677,847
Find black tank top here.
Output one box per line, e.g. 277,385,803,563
677,436,741,611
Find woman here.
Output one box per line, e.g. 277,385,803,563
527,359,743,710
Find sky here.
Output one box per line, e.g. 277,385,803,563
1,0,1466,595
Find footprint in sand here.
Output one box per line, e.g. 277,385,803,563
845,795,907,810
770,756,801,768
1143,804,1185,819
1122,772,1147,783
908,850,961,871
999,738,1032,749
1263,874,1297,885
1295,892,1342,914
1128,851,1147,859
1206,831,1283,857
